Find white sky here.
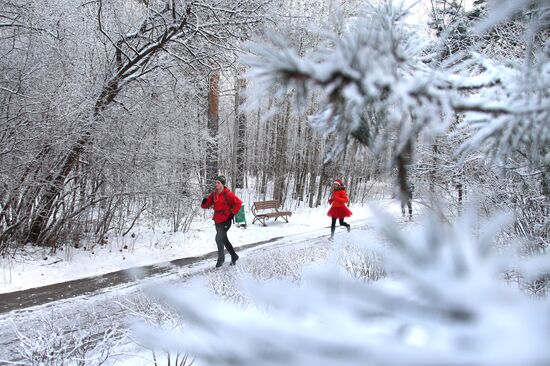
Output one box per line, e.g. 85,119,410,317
404,0,475,21
400,0,476,31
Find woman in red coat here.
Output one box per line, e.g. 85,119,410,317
201,175,242,267
327,179,352,239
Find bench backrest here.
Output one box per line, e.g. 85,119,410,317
253,200,280,210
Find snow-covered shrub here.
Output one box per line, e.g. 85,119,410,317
203,242,332,307
139,211,550,366
339,241,385,282
237,244,331,282
120,292,194,366
12,311,124,366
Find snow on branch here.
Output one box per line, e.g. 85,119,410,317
138,210,550,366
241,1,550,165
475,0,550,34
242,2,448,158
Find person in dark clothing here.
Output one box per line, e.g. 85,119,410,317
201,175,243,267
327,179,352,239
401,181,414,220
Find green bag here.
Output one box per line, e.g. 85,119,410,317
235,206,246,225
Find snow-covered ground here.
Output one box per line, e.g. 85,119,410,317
0,199,405,294
0,195,414,365
0,212,403,365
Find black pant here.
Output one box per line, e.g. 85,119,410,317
331,218,350,237
215,219,237,264
401,195,412,216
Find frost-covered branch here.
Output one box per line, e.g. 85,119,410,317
12,311,125,366
241,1,550,168
140,211,550,366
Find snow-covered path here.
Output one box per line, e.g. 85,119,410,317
0,223,371,364
1,203,388,294
0,218,373,314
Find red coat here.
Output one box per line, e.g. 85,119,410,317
327,188,352,219
201,188,243,224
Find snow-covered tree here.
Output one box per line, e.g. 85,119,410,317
242,0,549,196
0,0,278,251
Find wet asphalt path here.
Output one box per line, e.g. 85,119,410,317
0,236,285,314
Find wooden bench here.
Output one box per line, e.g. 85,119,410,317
251,200,292,226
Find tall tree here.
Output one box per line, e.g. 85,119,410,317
206,70,220,191
233,75,247,189
273,100,290,203
27,0,195,243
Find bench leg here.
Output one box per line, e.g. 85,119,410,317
253,216,267,226
283,215,289,223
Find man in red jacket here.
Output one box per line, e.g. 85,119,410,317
201,175,243,267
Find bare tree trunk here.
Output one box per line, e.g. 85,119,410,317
231,85,238,190
293,120,306,201
348,176,357,203
258,106,269,197
430,142,438,193
27,132,91,244
315,161,329,207
308,135,320,208
273,100,290,203
542,161,550,198
252,108,262,179
234,76,246,189
206,70,220,192
272,115,285,202
260,170,268,197
197,98,206,187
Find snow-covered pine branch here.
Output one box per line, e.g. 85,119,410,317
140,211,550,366
243,2,447,159
241,1,550,167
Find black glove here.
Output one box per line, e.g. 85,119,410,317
228,213,235,221
201,197,208,205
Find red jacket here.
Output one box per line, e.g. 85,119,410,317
201,188,243,224
328,188,349,208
